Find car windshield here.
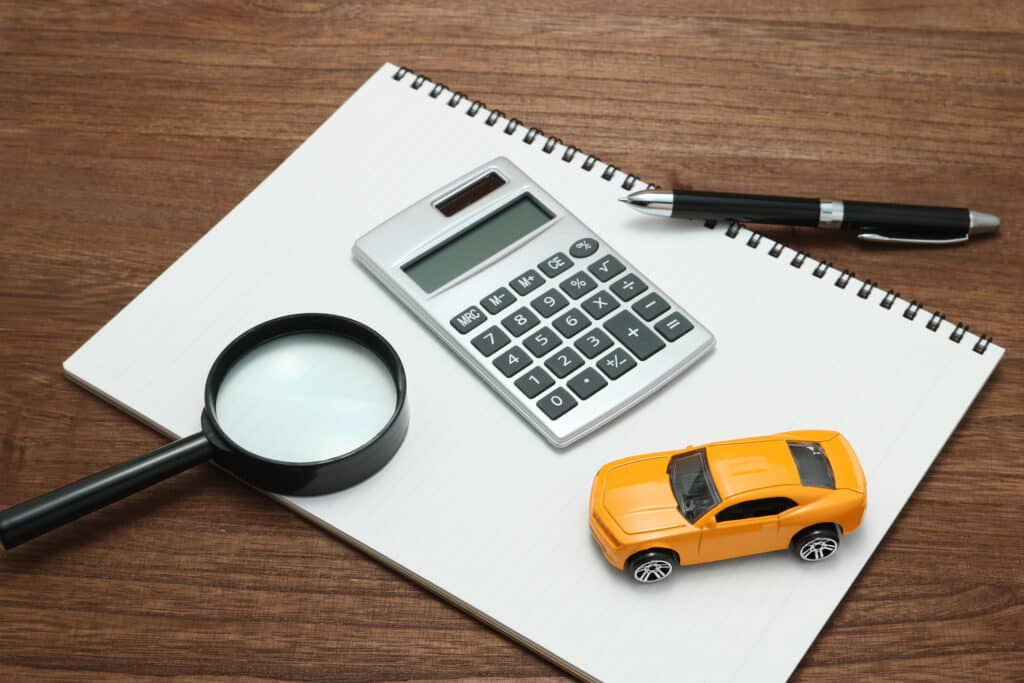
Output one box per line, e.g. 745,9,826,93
668,449,720,523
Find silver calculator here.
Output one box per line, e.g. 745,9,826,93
353,157,714,447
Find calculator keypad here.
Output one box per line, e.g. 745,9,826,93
537,387,577,420
509,269,544,295
559,271,598,299
552,308,590,338
568,367,607,399
574,328,613,358
545,347,585,378
471,326,510,356
581,291,619,320
501,307,540,336
604,310,666,360
451,305,487,334
530,289,569,317
587,254,625,282
458,238,696,426
609,274,648,301
656,312,694,341
538,252,572,278
524,327,558,357
515,367,555,398
493,346,531,377
598,348,637,379
632,292,670,321
569,238,599,258
480,286,515,314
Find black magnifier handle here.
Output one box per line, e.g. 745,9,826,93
0,433,215,549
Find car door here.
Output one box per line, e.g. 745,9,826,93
696,497,798,563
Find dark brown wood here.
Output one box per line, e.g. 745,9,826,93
1,2,1021,680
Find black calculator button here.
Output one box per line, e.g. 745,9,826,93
568,367,608,400
569,238,599,258
537,387,578,420
538,252,572,278
480,286,515,314
574,329,614,358
598,347,638,380
450,305,487,334
544,347,585,378
604,310,666,360
524,327,558,357
581,291,620,320
501,307,540,336
552,308,591,338
588,254,625,282
471,326,510,357
559,271,598,299
509,269,544,296
530,288,569,317
632,292,670,321
655,312,694,341
493,345,532,377
515,367,554,398
609,273,648,301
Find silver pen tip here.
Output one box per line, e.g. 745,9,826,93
969,210,1000,235
621,190,673,217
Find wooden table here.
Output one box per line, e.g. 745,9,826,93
2,2,1021,680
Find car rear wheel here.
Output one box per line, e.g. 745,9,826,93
792,527,840,562
626,549,677,583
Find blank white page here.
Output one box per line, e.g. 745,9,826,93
65,63,1002,682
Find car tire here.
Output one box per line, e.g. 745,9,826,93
792,526,840,562
626,549,677,583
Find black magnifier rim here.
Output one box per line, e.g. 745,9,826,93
200,313,408,496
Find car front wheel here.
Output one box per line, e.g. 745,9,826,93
793,527,840,562
626,549,677,583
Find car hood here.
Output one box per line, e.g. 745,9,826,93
600,455,687,535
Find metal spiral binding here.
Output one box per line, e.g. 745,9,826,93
390,65,993,354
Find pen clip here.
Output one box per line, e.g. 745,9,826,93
857,232,969,246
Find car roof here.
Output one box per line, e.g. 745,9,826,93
705,438,800,499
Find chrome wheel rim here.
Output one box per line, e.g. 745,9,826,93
799,537,838,561
633,558,673,583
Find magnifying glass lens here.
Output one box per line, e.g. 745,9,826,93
214,332,398,463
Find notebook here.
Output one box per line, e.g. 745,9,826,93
64,63,1003,682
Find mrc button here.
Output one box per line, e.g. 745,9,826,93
450,305,486,334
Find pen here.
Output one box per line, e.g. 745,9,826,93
620,189,1000,245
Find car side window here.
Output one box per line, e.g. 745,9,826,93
715,497,798,523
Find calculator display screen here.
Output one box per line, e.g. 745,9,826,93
403,194,553,293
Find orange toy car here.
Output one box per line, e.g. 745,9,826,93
589,430,866,583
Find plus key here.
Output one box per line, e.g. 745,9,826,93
603,310,665,360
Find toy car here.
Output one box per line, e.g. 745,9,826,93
589,431,866,583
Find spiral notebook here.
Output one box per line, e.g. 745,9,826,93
64,63,1003,682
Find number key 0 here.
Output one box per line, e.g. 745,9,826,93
537,387,577,420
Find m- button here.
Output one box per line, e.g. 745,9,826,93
480,286,515,314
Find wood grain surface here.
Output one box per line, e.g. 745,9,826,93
1,1,1021,680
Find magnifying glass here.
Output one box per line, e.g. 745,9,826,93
0,313,408,549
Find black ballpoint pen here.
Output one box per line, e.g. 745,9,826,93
620,189,1000,245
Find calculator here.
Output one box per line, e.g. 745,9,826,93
353,157,714,447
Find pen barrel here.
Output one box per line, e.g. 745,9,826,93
842,202,969,236
671,191,819,226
